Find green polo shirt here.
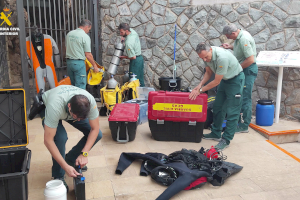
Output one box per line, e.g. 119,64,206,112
204,47,242,80
233,29,257,64
125,28,141,58
42,85,98,128
66,28,91,60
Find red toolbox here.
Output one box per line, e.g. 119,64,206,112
108,103,140,143
148,91,208,143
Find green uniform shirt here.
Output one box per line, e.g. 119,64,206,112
66,28,91,60
125,28,141,58
205,47,243,80
42,85,98,128
233,29,257,64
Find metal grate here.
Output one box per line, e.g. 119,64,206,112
16,0,99,110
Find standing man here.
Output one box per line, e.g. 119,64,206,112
40,85,102,191
118,23,145,87
222,24,258,133
189,43,245,150
66,19,99,89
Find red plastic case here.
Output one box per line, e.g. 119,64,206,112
148,91,208,143
108,103,140,142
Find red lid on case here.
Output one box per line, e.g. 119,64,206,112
108,103,140,122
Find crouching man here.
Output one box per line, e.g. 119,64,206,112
40,85,102,191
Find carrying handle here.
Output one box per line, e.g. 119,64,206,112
26,150,32,173
117,124,129,143
169,79,177,88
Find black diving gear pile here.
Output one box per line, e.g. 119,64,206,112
115,147,243,200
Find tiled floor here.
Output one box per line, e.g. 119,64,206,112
27,116,300,200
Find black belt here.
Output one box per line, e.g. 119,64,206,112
136,55,142,57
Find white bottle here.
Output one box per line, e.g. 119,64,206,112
44,180,67,200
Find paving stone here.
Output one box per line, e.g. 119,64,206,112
157,34,171,49
171,7,186,16
220,4,233,16
226,11,239,22
238,15,253,28
284,37,299,50
247,18,266,35
273,8,288,21
193,9,208,27
152,14,165,26
182,19,198,35
249,8,265,22
151,25,165,39
263,14,283,34
284,15,300,28
236,3,249,15
212,15,228,32
253,28,271,43
119,4,131,15
152,3,166,16
129,1,142,16
188,31,206,50
145,22,155,37
261,1,276,13
266,32,285,50
136,11,149,23
205,26,221,40
165,9,177,24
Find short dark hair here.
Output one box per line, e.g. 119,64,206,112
196,43,211,54
70,95,90,119
79,19,92,27
118,23,130,31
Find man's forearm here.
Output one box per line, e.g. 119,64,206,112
201,80,220,92
86,53,97,67
81,128,99,153
240,55,254,69
199,72,212,88
45,139,68,169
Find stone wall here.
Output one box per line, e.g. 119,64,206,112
99,0,300,120
0,36,9,88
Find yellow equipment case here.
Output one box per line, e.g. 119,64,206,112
0,88,31,200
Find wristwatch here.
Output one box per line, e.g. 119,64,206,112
81,152,88,157
199,88,203,93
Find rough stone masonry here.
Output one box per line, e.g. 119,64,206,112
99,0,300,121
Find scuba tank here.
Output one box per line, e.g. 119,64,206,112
107,75,118,89
129,74,138,82
123,71,130,83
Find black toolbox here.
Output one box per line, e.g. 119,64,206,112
0,88,31,200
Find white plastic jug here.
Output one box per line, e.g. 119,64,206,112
44,180,67,200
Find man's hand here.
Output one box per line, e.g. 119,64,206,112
121,37,125,42
76,154,88,169
119,55,127,59
64,165,81,177
189,88,201,101
221,43,233,49
93,65,99,73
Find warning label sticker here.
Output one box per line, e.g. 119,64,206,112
153,103,203,113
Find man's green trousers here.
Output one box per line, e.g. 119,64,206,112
239,63,258,129
211,72,245,144
129,55,145,87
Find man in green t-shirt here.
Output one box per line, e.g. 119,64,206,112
222,24,258,133
118,23,144,86
40,85,102,191
189,43,245,150
66,19,99,89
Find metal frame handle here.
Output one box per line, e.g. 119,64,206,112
117,123,129,143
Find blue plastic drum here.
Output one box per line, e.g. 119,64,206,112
256,100,274,126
